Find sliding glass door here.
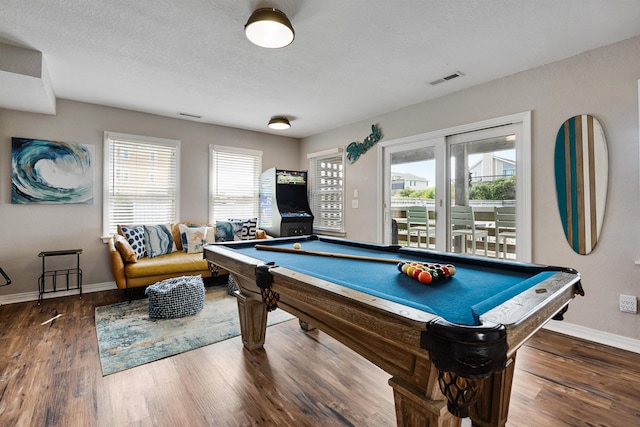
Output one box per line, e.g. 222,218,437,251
448,125,518,258
383,137,443,249
381,113,531,261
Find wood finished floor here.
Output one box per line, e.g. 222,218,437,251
0,290,639,427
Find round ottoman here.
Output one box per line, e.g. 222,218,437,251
145,275,205,319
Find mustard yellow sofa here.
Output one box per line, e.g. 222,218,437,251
108,222,266,290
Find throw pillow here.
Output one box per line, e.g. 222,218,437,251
215,220,243,242
143,224,176,258
179,224,207,253
229,217,258,240
170,223,183,251
120,225,147,259
204,226,217,244
243,217,258,239
114,234,138,263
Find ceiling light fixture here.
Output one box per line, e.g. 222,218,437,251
245,8,295,48
268,116,291,130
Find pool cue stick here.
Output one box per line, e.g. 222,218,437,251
254,244,402,264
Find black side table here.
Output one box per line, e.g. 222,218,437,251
38,249,83,305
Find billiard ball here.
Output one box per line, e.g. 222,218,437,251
418,270,433,285
446,264,456,276
293,243,301,250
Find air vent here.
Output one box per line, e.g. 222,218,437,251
178,112,202,119
429,71,464,86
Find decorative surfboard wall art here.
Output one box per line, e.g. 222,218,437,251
554,114,608,255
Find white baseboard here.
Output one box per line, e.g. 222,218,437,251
0,281,118,305
543,320,640,354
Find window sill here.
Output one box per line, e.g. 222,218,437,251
314,230,346,238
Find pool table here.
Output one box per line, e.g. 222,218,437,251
204,235,583,427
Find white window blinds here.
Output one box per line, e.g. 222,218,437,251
209,145,262,223
103,132,179,236
308,149,344,232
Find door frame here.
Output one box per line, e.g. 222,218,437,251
381,136,445,249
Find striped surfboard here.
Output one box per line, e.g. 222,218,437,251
554,115,608,255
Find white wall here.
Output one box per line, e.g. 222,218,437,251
301,36,640,340
0,99,300,299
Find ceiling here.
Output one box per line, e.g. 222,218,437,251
2,1,640,139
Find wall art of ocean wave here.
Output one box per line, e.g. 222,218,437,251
11,137,94,204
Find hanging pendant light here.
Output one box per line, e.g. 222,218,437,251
245,8,295,48
268,116,291,130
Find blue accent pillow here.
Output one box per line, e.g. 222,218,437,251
215,221,243,242
120,225,147,259
143,224,176,258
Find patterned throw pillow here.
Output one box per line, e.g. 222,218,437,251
215,221,243,242
143,224,176,258
228,218,258,240
179,224,207,253
120,225,147,259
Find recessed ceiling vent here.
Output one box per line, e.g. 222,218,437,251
178,112,202,119
429,71,464,86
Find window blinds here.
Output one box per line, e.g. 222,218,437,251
104,133,179,236
209,146,262,223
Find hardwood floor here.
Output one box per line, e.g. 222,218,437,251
0,290,638,426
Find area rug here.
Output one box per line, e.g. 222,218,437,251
95,288,295,375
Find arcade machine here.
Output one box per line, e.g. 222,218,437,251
259,168,314,237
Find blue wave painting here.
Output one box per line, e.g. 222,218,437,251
11,137,94,204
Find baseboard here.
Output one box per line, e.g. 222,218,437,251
0,281,118,305
543,320,640,354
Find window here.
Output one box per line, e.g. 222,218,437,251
209,145,262,223
103,132,180,237
308,148,344,232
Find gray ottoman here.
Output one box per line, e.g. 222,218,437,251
145,275,205,318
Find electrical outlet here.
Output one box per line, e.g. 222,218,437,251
619,295,637,314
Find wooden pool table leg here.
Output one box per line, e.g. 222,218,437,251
235,290,268,350
468,357,516,427
389,377,461,427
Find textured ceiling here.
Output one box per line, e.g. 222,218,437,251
2,1,640,138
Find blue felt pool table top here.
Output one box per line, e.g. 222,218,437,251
220,237,558,326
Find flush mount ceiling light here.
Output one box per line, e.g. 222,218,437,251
268,116,291,130
245,8,295,48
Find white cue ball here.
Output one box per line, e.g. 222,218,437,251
293,243,301,250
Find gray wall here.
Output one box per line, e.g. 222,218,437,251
0,99,300,298
300,36,640,340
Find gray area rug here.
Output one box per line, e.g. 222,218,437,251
95,288,295,375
